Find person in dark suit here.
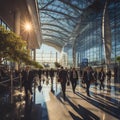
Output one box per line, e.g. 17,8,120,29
58,67,68,100
49,68,55,92
70,67,78,93
98,67,106,90
93,68,98,88
22,66,34,97
106,68,111,82
83,66,94,96
38,69,42,85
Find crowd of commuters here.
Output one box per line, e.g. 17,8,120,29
0,64,117,100
0,67,20,81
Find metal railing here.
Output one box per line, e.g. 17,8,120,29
0,72,22,104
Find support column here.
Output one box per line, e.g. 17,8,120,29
56,52,58,62
73,45,76,67
14,9,20,35
14,9,21,70
102,0,111,67
77,52,79,67
33,49,36,61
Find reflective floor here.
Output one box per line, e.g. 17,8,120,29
0,76,120,120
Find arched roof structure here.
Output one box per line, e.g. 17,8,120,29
37,0,99,51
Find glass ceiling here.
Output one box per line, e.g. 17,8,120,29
37,0,95,51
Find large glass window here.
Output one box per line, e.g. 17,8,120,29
0,18,11,30
74,1,120,67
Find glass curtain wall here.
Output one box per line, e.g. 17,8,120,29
0,18,11,66
76,14,103,66
75,1,120,67
63,45,73,67
0,18,11,30
67,48,73,67
109,1,120,63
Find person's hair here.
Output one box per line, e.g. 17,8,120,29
61,66,63,69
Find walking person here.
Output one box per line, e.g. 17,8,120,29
22,66,34,97
70,67,78,93
38,69,42,85
106,68,112,90
93,68,98,89
98,67,106,90
83,66,94,97
106,68,112,83
49,68,55,92
46,69,49,80
58,67,68,100
45,69,49,85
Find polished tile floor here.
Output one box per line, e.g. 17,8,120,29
0,76,120,120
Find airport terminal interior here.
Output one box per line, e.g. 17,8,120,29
0,0,120,120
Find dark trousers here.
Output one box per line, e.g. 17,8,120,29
24,82,33,96
86,82,90,96
61,81,66,100
71,79,77,93
100,80,104,90
50,77,54,91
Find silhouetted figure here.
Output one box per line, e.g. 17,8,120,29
70,67,78,93
45,69,49,85
46,69,49,79
83,66,94,96
24,96,33,120
106,68,112,82
93,68,98,88
38,69,42,85
98,67,106,90
49,68,54,92
22,66,34,97
58,67,68,100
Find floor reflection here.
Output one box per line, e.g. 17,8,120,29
24,96,33,120
0,75,120,120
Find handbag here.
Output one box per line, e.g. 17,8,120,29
67,81,70,86
38,85,42,92
57,77,63,82
58,78,61,82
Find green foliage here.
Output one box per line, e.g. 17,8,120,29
0,25,27,63
30,61,43,69
54,62,61,68
0,25,43,68
116,56,120,62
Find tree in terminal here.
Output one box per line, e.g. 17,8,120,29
0,25,42,69
54,62,61,68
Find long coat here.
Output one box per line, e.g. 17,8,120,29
22,70,34,87
83,71,94,83
98,71,106,81
70,70,78,81
59,70,68,83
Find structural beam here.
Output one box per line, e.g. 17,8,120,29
42,28,69,37
102,0,111,65
42,33,68,43
41,23,71,33
40,8,78,20
43,41,62,52
58,0,84,12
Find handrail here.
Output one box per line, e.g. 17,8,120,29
0,79,11,84
0,77,20,85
